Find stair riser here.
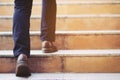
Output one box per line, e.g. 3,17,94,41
0,4,120,15
0,56,120,73
0,17,120,31
0,34,120,50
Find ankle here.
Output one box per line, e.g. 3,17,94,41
17,54,28,61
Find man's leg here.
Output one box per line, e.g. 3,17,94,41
13,0,32,57
13,0,33,76
41,0,57,53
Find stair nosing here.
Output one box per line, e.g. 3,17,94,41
0,73,120,80
0,14,120,19
0,50,120,57
0,30,120,35
0,1,120,6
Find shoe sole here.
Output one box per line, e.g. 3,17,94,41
42,47,58,53
16,63,31,77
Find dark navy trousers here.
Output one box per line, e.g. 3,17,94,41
13,0,56,57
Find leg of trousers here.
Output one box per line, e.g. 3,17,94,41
41,0,56,42
13,0,56,57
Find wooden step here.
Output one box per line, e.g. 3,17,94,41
0,50,120,73
0,15,120,31
0,31,120,50
0,73,120,80
0,2,120,15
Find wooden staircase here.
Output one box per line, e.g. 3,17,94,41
0,0,120,74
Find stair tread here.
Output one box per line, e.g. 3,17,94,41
0,73,120,80
0,50,120,57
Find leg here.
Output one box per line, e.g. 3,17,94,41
41,0,57,53
13,0,33,57
41,0,57,41
13,0,33,77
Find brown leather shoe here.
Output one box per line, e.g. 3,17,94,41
16,54,31,77
42,41,58,53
